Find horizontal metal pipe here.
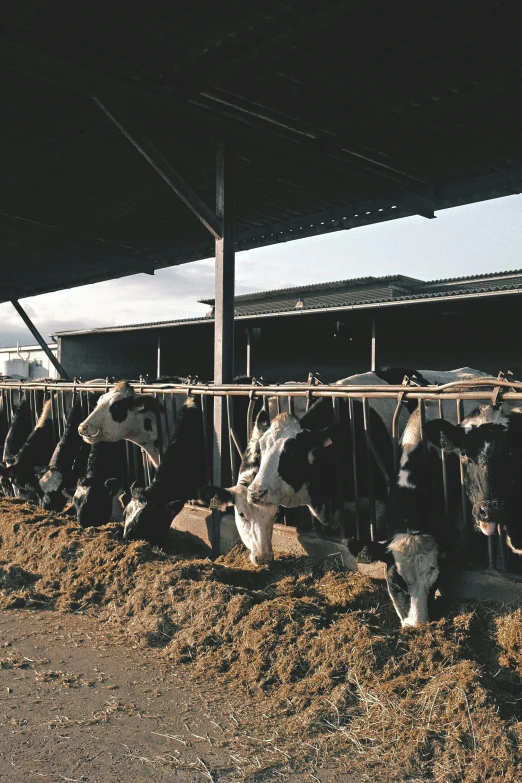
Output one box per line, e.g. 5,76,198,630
2,382,522,401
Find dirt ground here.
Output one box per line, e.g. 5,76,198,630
3,497,522,782
0,608,351,783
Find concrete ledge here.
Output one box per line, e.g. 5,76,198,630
173,506,522,605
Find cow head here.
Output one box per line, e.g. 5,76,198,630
425,406,522,551
247,413,334,508
78,382,165,466
73,476,120,527
122,481,184,546
38,467,67,512
0,461,42,499
350,531,440,627
198,483,277,566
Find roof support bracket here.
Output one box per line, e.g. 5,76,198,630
11,299,69,379
92,97,222,239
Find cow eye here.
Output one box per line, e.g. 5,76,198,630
239,513,247,519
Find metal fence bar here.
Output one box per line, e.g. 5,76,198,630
200,394,211,485
226,396,238,484
391,393,404,473
362,397,377,541
1,378,521,578
348,397,361,540
456,399,471,560
438,399,450,517
332,398,346,540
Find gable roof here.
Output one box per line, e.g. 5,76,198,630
53,268,522,337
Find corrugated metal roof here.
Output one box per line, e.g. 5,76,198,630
198,274,422,304
53,270,522,337
2,1,522,303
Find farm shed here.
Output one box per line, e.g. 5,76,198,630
0,343,58,379
53,269,522,382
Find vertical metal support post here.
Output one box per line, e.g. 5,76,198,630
438,399,449,516
212,142,235,558
456,399,470,558
392,394,404,473
371,314,376,373
245,327,252,377
362,397,377,540
348,397,361,539
332,398,346,540
226,396,238,484
156,334,162,380
200,395,211,484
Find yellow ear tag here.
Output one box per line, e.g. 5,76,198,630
210,497,221,509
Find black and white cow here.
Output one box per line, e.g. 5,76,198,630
354,388,514,628
198,409,278,565
122,397,206,546
0,398,56,500
71,441,124,527
38,398,91,512
78,382,171,468
200,369,490,573
1,399,32,496
349,532,440,627
246,372,402,536
424,404,522,555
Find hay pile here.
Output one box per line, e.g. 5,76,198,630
1,497,522,780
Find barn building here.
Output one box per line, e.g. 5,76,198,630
54,269,522,382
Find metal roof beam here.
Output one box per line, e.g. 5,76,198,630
11,299,69,379
1,42,435,218
146,165,522,268
171,0,371,99
92,97,222,240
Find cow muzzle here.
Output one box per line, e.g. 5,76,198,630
78,423,101,442
251,551,274,567
473,500,507,534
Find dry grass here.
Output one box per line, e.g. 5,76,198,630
1,497,522,780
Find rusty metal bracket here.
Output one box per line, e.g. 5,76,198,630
491,386,504,406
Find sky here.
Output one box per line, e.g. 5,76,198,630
1,193,522,348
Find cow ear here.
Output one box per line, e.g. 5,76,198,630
253,409,270,437
197,485,234,510
117,488,131,509
35,466,50,478
133,395,164,414
307,425,334,464
104,478,119,496
165,500,185,519
130,480,143,498
425,419,463,451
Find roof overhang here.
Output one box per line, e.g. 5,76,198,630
2,1,522,302
53,286,522,338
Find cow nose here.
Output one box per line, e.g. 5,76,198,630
78,423,88,436
252,552,274,566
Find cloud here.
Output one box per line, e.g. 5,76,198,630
2,194,522,348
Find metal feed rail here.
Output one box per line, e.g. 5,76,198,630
1,378,521,575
